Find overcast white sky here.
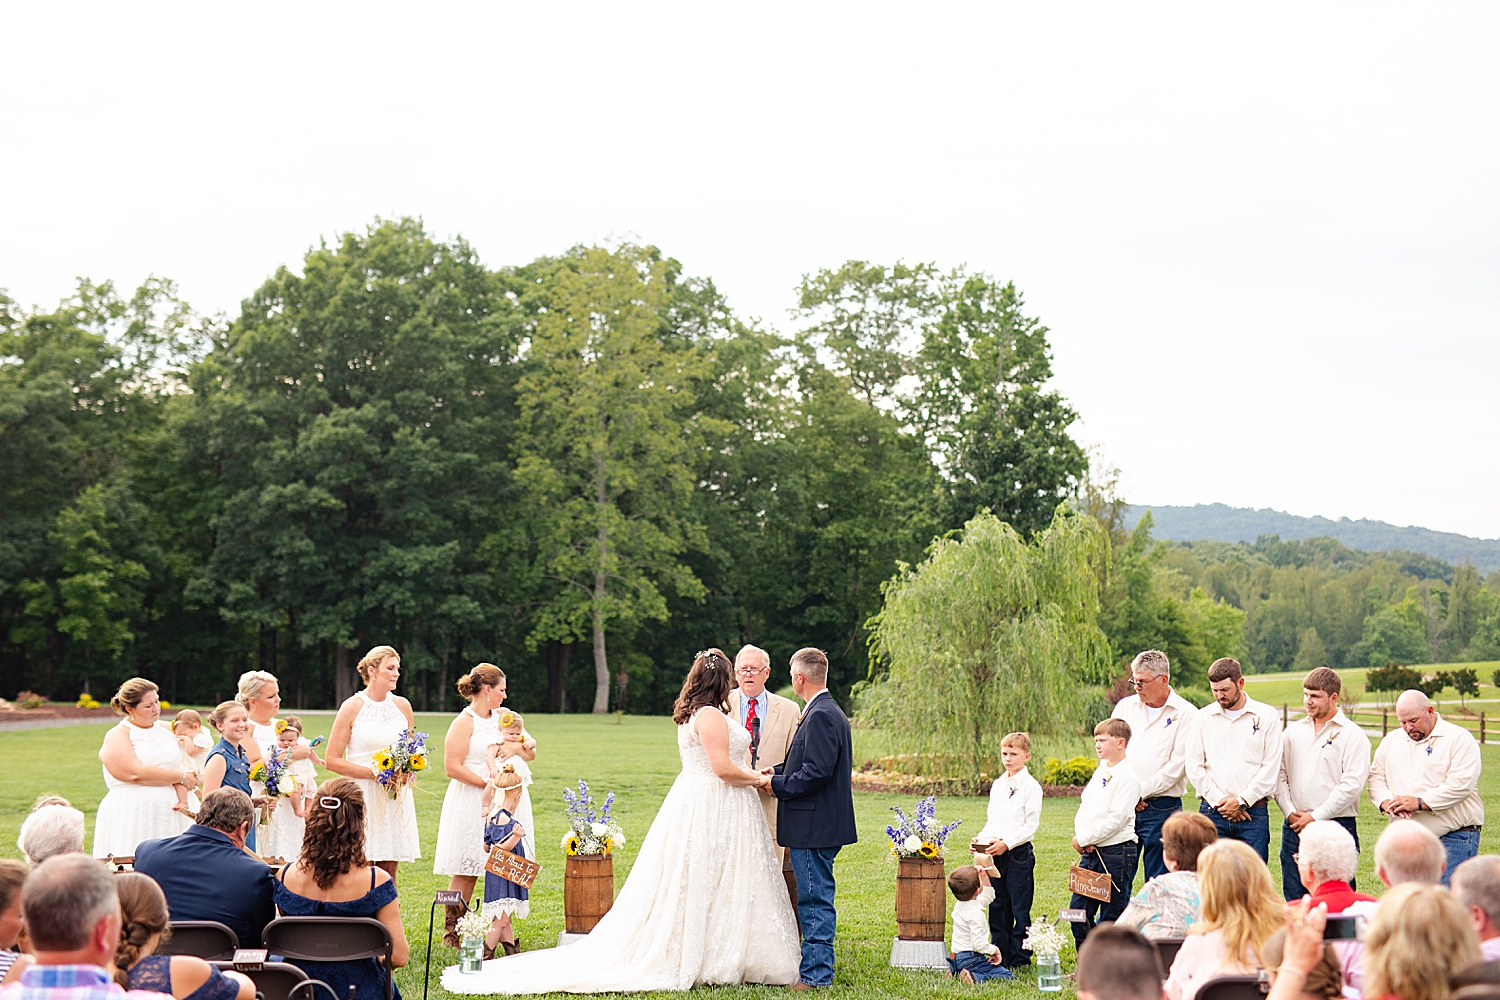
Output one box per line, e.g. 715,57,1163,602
4,4,1497,538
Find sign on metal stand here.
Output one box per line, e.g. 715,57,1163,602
425,890,468,1000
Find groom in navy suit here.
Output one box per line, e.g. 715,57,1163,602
768,647,857,990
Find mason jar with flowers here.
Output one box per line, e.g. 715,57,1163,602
885,796,962,941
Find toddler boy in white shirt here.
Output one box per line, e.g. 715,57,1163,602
946,865,1015,983
1069,717,1142,947
973,731,1042,968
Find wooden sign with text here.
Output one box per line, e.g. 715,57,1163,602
485,845,541,889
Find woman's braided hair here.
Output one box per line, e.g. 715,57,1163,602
113,873,171,987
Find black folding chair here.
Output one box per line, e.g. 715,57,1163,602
262,917,394,1000
212,962,315,1000
1197,974,1270,999
1154,937,1185,976
161,921,240,961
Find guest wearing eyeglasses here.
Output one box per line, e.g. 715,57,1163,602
1110,650,1199,883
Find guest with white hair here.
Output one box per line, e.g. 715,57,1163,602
1450,855,1500,963
1368,688,1483,884
1335,819,1446,995
1291,821,1375,914
17,805,86,867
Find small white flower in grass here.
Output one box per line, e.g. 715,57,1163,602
591,822,608,837
902,835,922,854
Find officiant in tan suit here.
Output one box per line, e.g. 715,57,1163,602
729,644,801,915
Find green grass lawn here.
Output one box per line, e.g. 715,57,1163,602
5,711,1500,999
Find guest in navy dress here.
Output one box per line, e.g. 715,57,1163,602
274,778,410,1000
202,701,260,854
114,873,255,1000
481,764,529,957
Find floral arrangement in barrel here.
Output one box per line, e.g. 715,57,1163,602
561,779,625,857
885,795,961,859
372,728,428,799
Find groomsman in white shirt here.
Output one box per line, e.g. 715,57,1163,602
1368,688,1484,885
1274,666,1371,900
1183,657,1282,862
1069,718,1142,947
1111,649,1198,884
974,732,1042,970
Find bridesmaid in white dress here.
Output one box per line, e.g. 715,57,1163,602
237,670,320,859
325,646,421,881
93,678,197,858
432,663,537,947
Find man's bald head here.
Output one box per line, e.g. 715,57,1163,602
1396,689,1438,741
1375,819,1446,887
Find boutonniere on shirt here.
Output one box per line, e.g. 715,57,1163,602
1251,718,1261,734
1008,786,1018,798
1426,745,1435,755
1164,717,1174,728
1322,733,1338,748
1100,775,1110,788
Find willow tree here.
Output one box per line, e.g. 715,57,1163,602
861,506,1112,782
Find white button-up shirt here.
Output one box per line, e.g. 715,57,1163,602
1184,696,1283,808
1075,758,1141,848
1275,709,1371,820
1368,715,1485,836
977,767,1042,849
951,885,998,956
1112,689,1199,799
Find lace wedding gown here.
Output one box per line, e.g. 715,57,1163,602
443,708,801,993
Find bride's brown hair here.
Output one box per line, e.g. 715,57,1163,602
671,648,734,724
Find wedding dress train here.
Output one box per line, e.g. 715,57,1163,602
442,707,801,993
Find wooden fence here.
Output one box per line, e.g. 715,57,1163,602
1279,702,1495,745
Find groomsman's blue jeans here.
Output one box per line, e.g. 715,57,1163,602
1440,827,1481,886
1135,797,1181,884
1199,800,1270,862
790,847,840,987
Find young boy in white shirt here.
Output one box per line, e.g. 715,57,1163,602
945,864,1015,983
1069,717,1142,947
973,731,1042,969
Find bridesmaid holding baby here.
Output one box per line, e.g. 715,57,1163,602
433,664,537,949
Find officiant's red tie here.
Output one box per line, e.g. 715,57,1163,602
745,696,757,735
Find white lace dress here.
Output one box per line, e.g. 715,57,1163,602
442,708,800,994
433,706,500,876
93,721,192,858
346,692,421,862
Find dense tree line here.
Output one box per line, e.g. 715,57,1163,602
0,219,1088,715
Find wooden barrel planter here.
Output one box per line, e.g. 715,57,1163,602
564,854,615,933
894,856,946,941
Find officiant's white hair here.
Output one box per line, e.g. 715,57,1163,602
735,645,769,671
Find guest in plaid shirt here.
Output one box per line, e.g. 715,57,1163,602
0,855,167,1000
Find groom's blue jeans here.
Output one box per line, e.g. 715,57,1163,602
790,846,840,987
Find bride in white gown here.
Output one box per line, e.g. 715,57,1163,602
443,648,801,993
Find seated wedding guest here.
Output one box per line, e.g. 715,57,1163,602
1291,820,1376,913
274,779,408,1000
1260,927,1342,1000
1165,840,1281,1000
17,805,85,867
0,860,29,984
112,874,253,1000
1451,855,1500,963
1361,883,1478,1000
1075,924,1166,1000
1335,820,1447,996
0,854,164,1000
133,788,275,949
1118,811,1218,940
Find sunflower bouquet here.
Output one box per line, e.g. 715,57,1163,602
249,752,297,825
885,795,962,860
560,779,625,857
372,728,429,800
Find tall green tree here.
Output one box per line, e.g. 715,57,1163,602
860,506,1112,786
514,244,709,713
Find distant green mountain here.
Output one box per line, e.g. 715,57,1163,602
1124,503,1500,574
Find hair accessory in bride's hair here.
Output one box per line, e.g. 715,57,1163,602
696,649,726,669
319,795,342,810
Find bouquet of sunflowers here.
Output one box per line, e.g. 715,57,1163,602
249,752,297,825
885,795,961,860
560,779,625,857
372,728,429,800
